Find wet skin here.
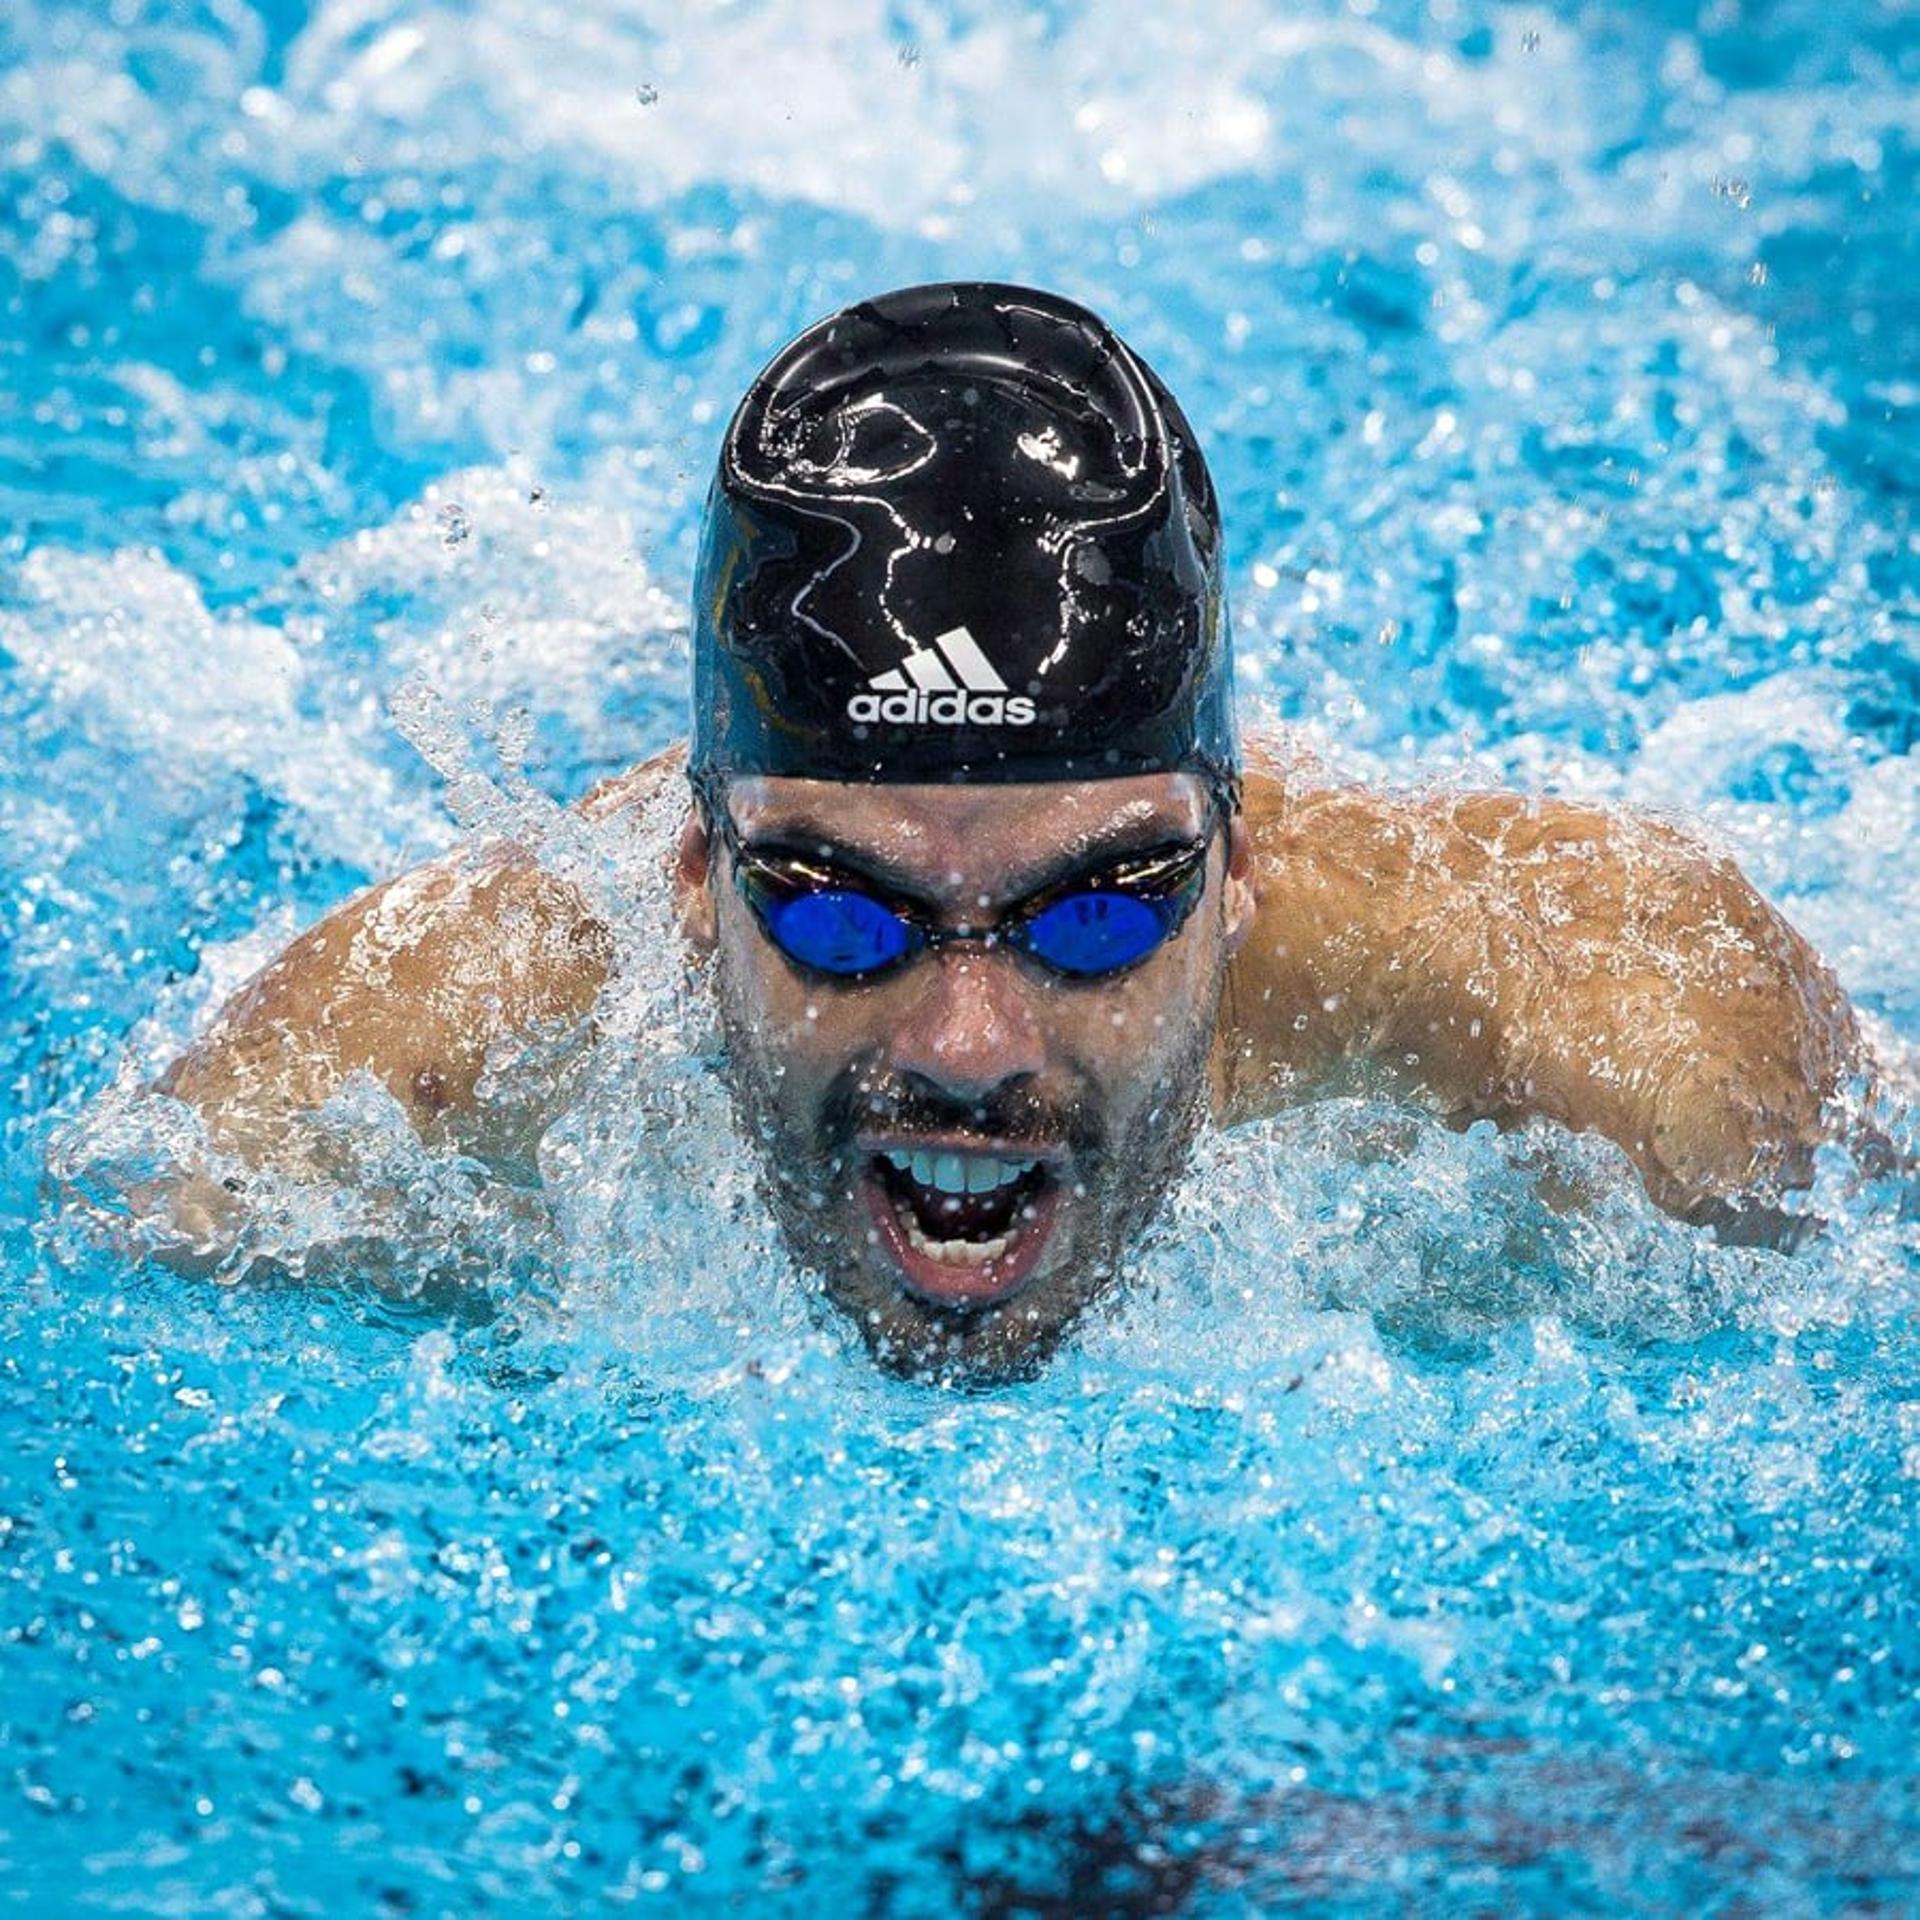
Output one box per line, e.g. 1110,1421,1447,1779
149,734,1878,1366
677,774,1256,1378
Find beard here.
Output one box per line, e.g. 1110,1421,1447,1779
709,959,1220,1383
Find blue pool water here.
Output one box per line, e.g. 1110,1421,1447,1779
4,0,1917,1909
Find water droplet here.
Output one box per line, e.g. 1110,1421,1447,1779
635,83,658,106
437,502,470,548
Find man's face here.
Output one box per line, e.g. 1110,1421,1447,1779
677,773,1255,1379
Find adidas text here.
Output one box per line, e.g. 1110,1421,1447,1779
847,689,1037,727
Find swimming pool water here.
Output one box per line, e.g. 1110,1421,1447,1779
3,0,1916,1910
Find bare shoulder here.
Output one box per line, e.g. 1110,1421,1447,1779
1220,739,1459,1098
158,842,615,1159
577,739,689,824
158,740,692,1162
1219,733,1864,1226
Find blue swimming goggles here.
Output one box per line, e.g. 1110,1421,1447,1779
704,797,1217,983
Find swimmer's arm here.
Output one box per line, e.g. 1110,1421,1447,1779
145,746,686,1258
1218,776,1867,1239
153,847,614,1175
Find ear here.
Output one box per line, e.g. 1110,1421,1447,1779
1220,811,1257,958
674,805,718,954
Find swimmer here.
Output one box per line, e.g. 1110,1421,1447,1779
151,282,1874,1374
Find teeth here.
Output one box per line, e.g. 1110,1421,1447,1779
900,1212,1015,1265
881,1149,1038,1196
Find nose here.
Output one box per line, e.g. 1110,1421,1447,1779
886,945,1048,1105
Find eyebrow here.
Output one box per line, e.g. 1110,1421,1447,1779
735,811,1206,909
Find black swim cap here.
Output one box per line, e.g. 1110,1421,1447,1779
689,281,1237,795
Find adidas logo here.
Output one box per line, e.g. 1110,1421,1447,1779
846,626,1038,728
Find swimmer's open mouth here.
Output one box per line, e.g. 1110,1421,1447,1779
860,1144,1060,1309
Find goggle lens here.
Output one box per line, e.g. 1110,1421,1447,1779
1017,891,1174,976
764,888,917,976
